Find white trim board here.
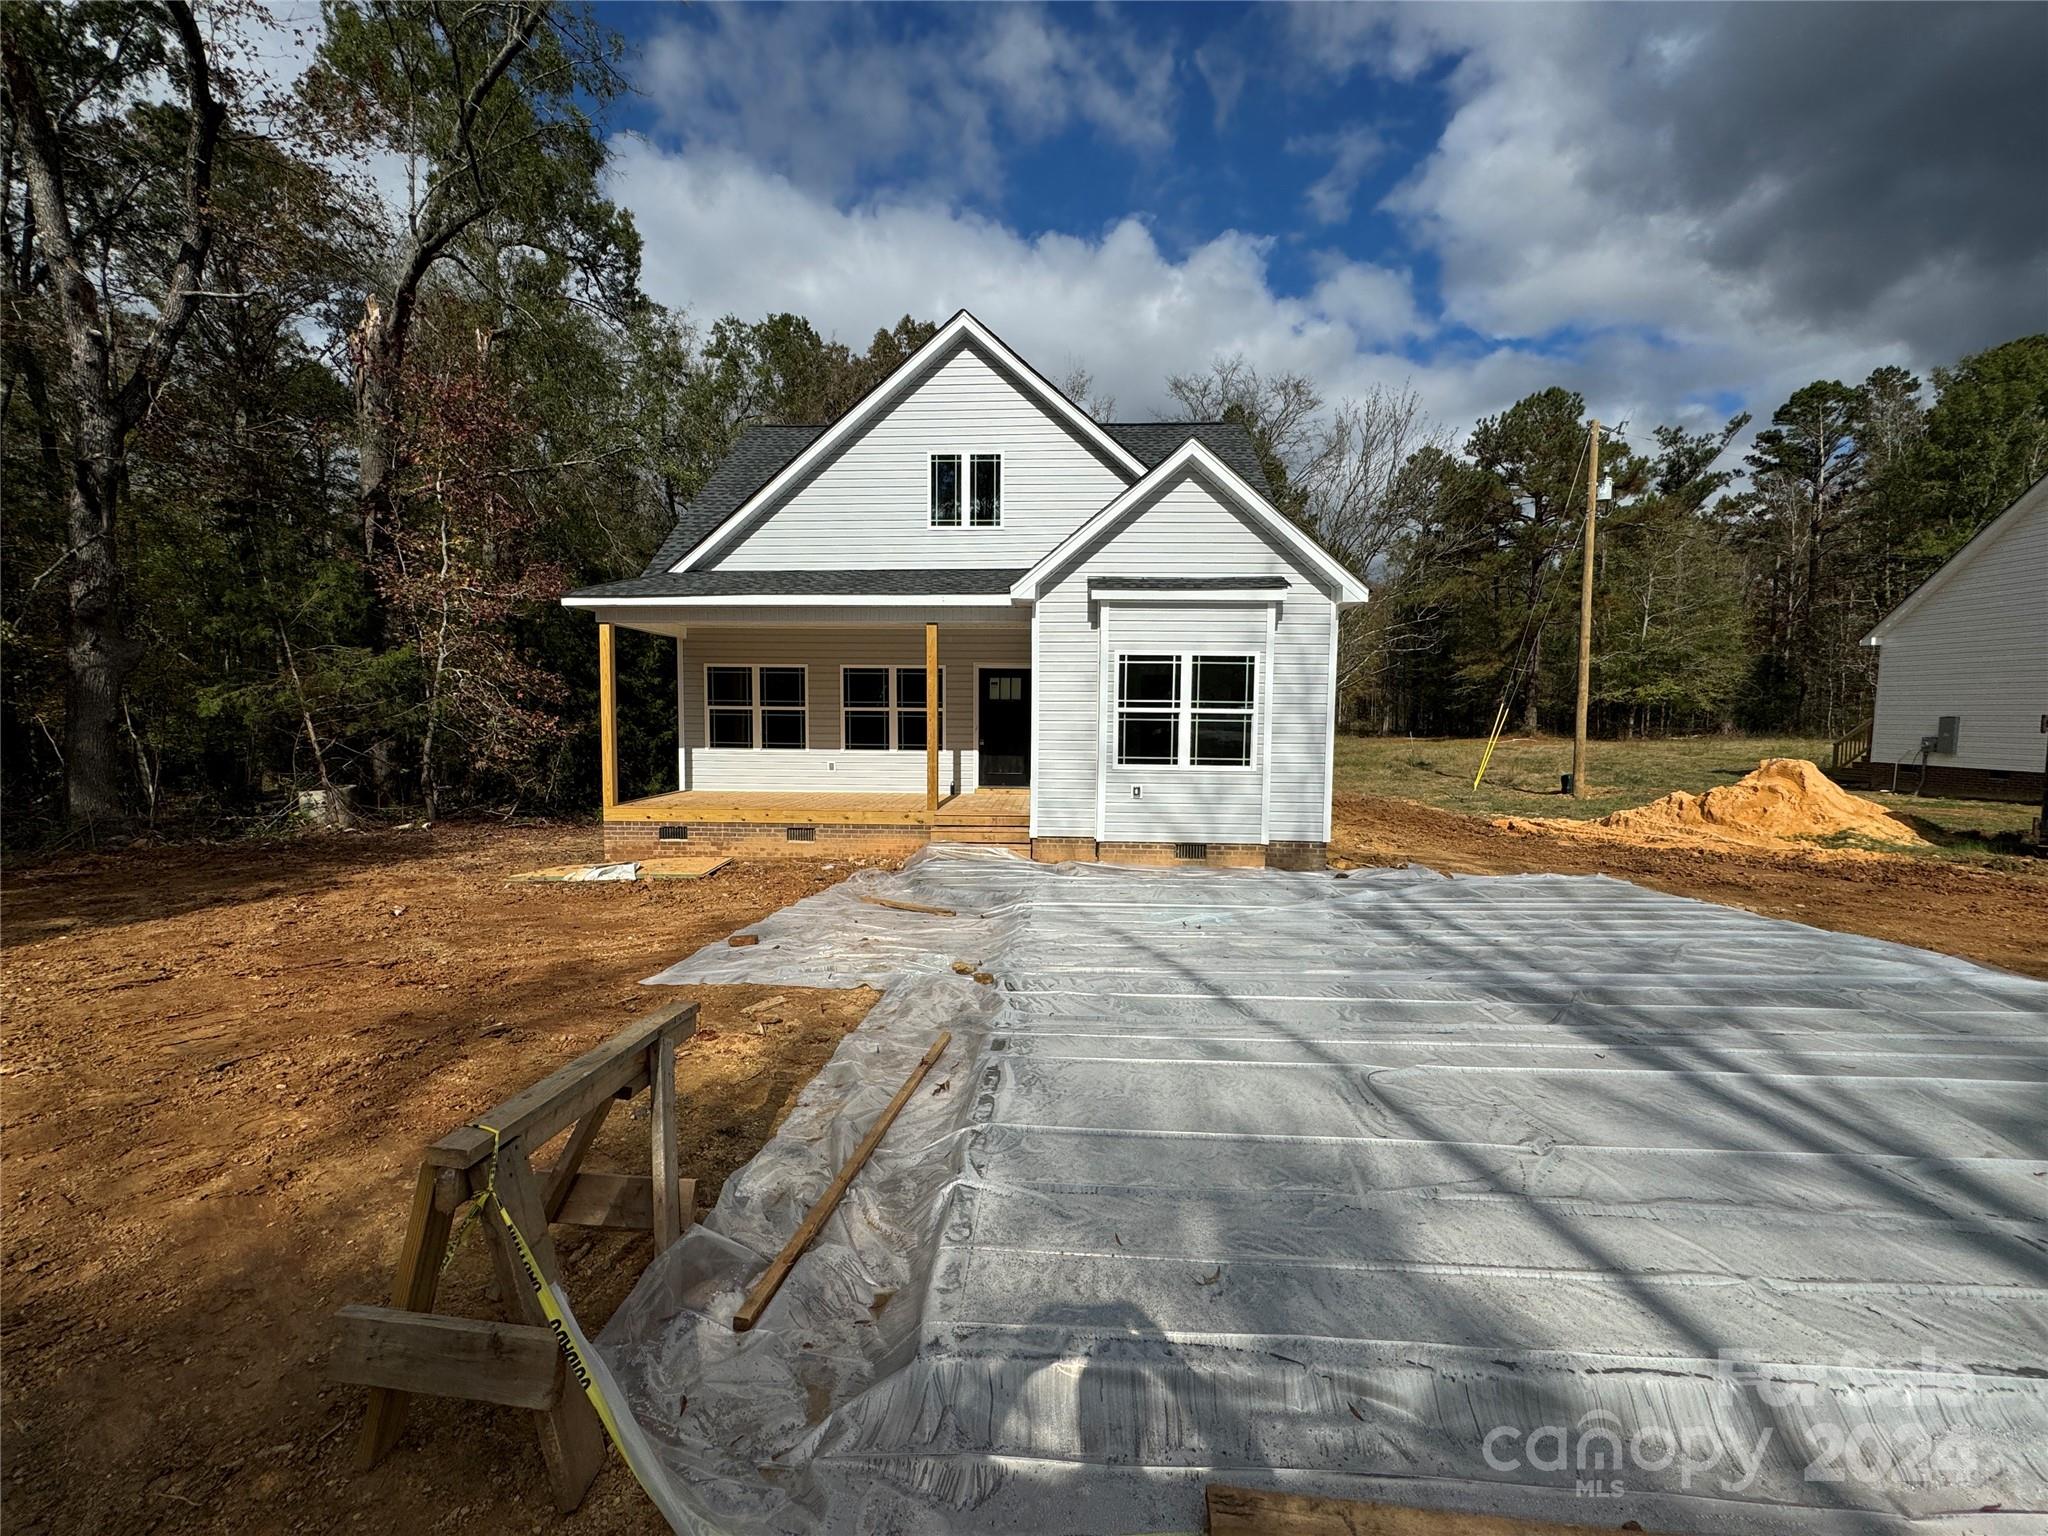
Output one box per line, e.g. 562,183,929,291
563,593,1024,610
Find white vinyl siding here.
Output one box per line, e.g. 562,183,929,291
706,342,1130,570
1869,480,2048,773
676,626,1026,793
1030,469,1339,843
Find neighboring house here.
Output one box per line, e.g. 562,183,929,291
562,310,1367,867
1856,472,2047,801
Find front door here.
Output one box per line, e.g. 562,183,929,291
978,668,1031,786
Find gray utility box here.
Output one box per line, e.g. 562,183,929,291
1935,715,1961,755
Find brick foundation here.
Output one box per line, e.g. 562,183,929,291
604,821,1332,869
1267,840,1329,871
603,820,930,861
1029,837,1099,864
1861,763,2044,803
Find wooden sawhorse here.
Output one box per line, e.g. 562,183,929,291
332,999,698,1511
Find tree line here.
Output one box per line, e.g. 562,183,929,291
4,1,2043,840
1240,334,2045,743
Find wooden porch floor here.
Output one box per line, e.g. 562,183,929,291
606,787,1028,828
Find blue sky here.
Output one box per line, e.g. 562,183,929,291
596,1,2046,444
258,1,2046,446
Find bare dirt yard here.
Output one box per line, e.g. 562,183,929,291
2,824,882,1535
4,784,2044,1534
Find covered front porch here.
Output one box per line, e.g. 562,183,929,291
599,786,1028,857
584,599,1034,856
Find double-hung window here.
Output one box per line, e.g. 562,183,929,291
930,453,1000,526
843,666,944,749
969,454,1001,525
929,455,961,526
1114,654,1256,768
706,665,807,749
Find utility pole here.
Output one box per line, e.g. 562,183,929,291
1571,420,1599,798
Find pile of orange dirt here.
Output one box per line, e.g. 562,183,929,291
1508,758,1928,850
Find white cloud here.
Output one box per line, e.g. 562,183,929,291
1288,126,1385,226
637,3,1179,200
608,136,1460,424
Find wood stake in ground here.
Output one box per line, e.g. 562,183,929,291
732,1031,952,1333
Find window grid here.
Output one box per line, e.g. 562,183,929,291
1113,653,1257,769
704,665,808,750
970,454,1001,526
841,666,945,751
930,452,1000,527
929,454,961,527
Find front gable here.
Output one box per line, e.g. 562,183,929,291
686,316,1143,574
1016,441,1370,605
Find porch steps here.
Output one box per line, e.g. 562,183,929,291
934,823,1030,847
932,796,1029,847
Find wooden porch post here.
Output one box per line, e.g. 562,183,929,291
598,622,618,813
925,621,939,817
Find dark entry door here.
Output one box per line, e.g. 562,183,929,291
978,668,1031,786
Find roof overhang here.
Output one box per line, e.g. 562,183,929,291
562,592,1025,610
1009,439,1370,605
667,310,1148,576
1862,471,2046,645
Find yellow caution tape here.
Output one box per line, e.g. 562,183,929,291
450,1123,697,1532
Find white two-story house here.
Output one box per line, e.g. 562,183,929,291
563,311,1367,868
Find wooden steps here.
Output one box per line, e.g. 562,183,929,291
933,790,1028,847
935,823,1029,846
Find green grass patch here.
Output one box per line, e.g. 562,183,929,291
1333,734,2040,867
1333,733,1833,821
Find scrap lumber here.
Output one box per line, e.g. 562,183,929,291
1205,1485,1662,1536
333,1305,563,1411
858,894,957,917
638,856,729,880
731,1031,952,1332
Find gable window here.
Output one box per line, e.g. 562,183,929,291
930,454,962,526
970,454,1001,526
706,665,807,749
842,666,944,749
1114,654,1256,768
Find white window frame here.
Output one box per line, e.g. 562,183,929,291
928,451,1001,528
1111,651,1258,771
703,664,808,750
839,665,946,750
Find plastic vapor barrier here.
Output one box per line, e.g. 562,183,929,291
599,848,2048,1535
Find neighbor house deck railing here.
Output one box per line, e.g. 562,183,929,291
1830,718,1874,772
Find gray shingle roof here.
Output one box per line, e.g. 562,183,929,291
631,418,1272,580
568,567,1028,601
1101,421,1270,491
637,424,828,577
1087,575,1289,591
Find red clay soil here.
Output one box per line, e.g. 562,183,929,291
1334,791,2048,979
1,824,887,1536
4,809,2044,1536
